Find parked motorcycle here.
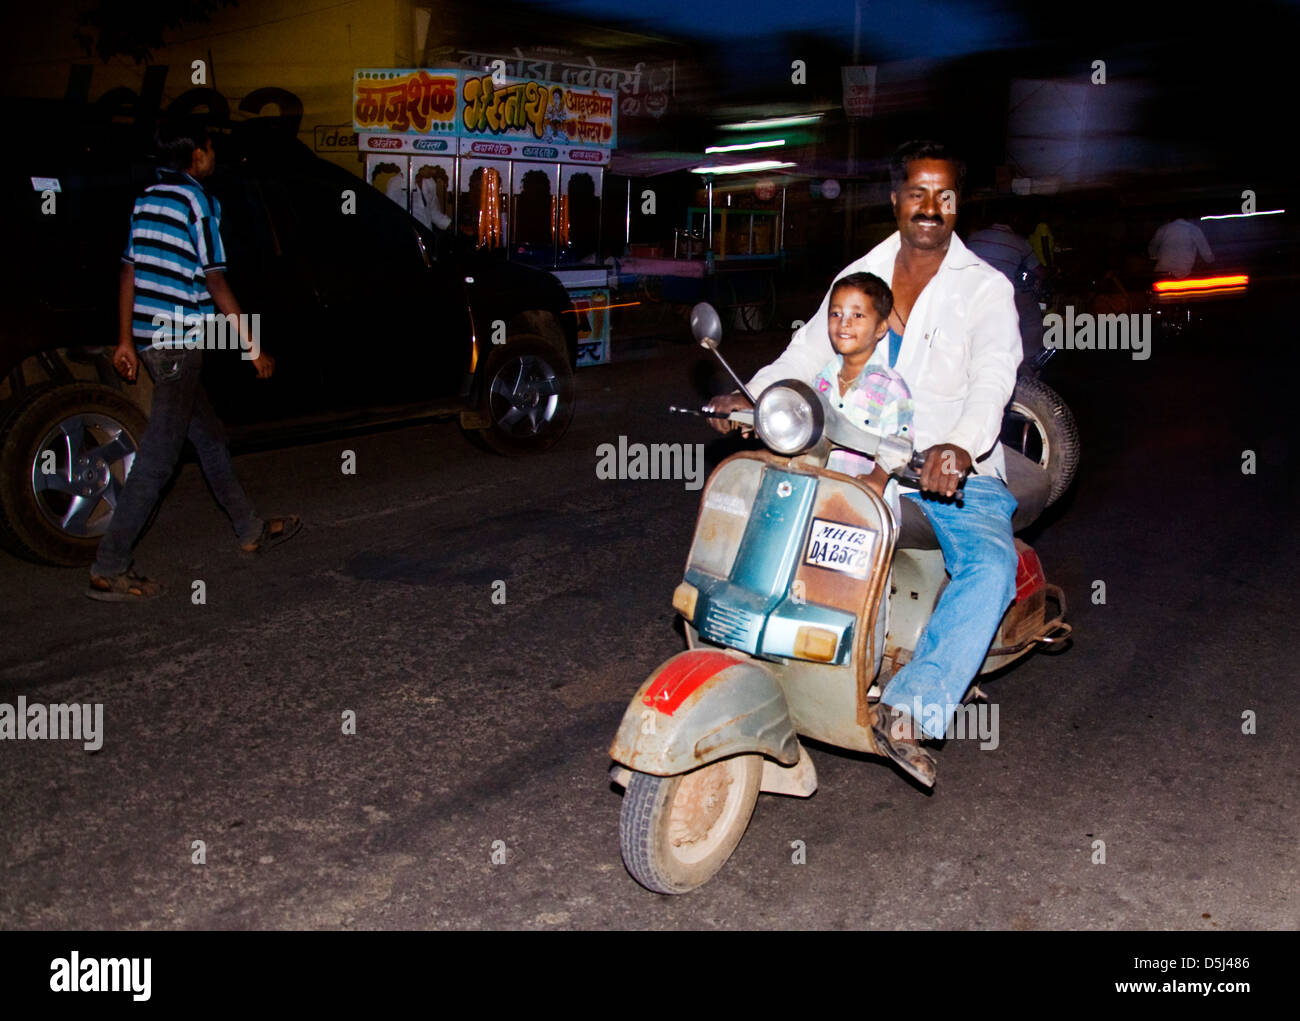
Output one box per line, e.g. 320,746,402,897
608,303,1073,894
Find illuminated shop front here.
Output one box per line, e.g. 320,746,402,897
354,68,616,365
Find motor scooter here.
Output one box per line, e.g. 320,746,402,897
608,303,1072,894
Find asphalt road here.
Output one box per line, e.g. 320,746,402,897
1,307,1296,930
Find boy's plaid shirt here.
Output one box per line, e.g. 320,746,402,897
813,346,914,440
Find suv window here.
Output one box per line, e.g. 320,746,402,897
278,173,427,298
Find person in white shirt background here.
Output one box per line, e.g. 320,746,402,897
1148,213,1214,279
708,140,1022,787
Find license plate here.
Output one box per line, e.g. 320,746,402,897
803,517,875,578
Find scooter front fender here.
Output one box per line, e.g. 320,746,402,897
609,649,799,776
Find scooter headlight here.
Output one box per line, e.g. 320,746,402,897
755,380,824,455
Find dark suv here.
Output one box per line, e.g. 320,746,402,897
0,115,578,566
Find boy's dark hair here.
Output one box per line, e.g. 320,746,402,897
889,139,966,195
154,117,212,171
831,271,892,321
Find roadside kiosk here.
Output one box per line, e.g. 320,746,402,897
353,68,616,365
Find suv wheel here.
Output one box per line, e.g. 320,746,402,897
0,383,148,566
473,337,575,455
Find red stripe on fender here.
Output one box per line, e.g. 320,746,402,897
642,651,741,717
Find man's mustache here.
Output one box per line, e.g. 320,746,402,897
912,215,944,223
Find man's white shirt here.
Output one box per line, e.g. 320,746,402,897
748,231,1022,482
1148,218,1213,279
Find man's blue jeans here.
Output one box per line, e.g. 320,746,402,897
92,348,261,577
881,476,1019,740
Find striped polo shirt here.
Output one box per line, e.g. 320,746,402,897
965,224,1037,291
122,168,227,350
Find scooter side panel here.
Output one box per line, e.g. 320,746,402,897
881,549,947,678
609,650,800,776
768,659,878,753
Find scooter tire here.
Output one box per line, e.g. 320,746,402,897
1005,375,1080,507
619,754,762,895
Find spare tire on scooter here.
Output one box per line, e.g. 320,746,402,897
1002,375,1080,507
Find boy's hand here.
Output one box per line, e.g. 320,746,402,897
250,352,275,379
704,392,753,435
863,464,890,499
112,340,139,382
920,443,971,498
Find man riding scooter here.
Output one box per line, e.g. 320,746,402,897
707,140,1022,787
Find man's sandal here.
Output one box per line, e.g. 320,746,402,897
239,515,302,555
871,704,937,788
87,571,164,602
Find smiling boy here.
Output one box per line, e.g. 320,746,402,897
812,272,914,511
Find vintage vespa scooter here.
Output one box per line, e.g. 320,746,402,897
608,304,1071,895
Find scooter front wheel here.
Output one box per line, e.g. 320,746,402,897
619,754,762,894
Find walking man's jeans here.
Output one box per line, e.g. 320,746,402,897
881,476,1019,740
92,348,261,577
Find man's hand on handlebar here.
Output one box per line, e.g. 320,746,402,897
703,392,754,436
920,443,971,498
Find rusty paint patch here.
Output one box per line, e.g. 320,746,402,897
693,713,753,761
794,488,873,609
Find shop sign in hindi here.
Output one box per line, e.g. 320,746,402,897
353,69,460,135
841,65,877,118
459,71,616,159
356,69,615,163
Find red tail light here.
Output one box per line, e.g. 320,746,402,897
1152,274,1248,299
1015,542,1046,603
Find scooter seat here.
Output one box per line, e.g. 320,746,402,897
895,448,1051,550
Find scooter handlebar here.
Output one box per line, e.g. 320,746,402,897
894,449,966,497
669,405,754,426
670,403,961,494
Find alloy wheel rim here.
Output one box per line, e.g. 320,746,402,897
489,355,562,436
29,412,138,537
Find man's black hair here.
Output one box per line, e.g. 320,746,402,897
831,271,893,321
154,117,212,171
889,139,966,195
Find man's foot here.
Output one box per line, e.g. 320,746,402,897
871,703,937,788
239,515,302,554
87,571,164,602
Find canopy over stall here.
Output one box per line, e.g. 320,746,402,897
608,147,794,332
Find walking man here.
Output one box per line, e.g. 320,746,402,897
89,119,300,600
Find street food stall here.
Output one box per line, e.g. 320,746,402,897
353,68,617,365
606,152,792,332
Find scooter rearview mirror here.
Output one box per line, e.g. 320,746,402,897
690,302,755,404
690,302,722,347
